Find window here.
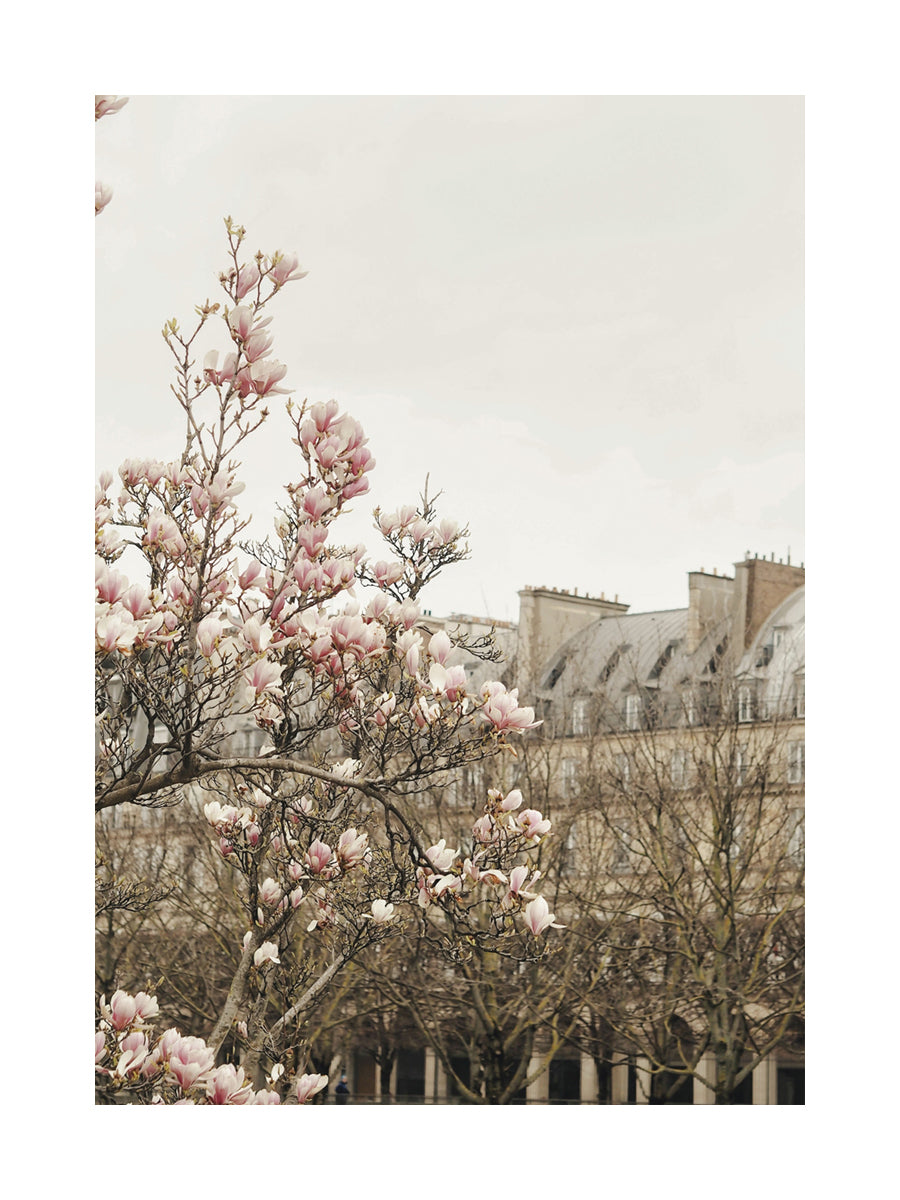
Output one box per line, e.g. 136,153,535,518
462,763,485,799
670,749,689,789
611,819,634,873
561,821,578,875
562,757,580,798
599,644,629,684
649,642,678,680
793,676,805,719
737,686,754,723
787,740,805,785
625,693,642,731
572,698,590,737
683,690,697,726
731,823,744,861
735,748,747,787
788,808,805,863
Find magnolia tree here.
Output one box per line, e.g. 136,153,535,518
96,162,562,1100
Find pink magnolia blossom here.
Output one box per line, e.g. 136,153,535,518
395,600,421,630
332,757,361,780
121,583,153,619
168,1036,216,1091
516,808,552,841
508,865,540,898
238,558,264,590
481,685,541,734
408,518,432,543
243,658,284,699
240,615,272,653
295,1073,329,1103
302,486,332,521
107,989,137,1030
298,523,329,557
523,895,565,937
144,509,187,557
431,517,460,546
433,873,462,897
244,328,275,362
95,1031,108,1066
250,1088,282,1104
270,251,308,285
235,262,261,299
96,608,137,656
196,614,225,658
395,628,422,676
227,305,258,340
426,839,457,873
337,828,368,869
253,941,281,968
258,878,283,907
472,814,499,843
429,662,467,700
478,868,508,887
115,1031,150,1077
95,181,113,214
428,630,452,665
368,899,396,923
372,559,404,587
369,691,397,727
414,697,441,728
306,840,333,875
242,358,290,398
132,992,160,1022
95,95,128,120
206,1063,254,1104
96,563,128,604
203,349,238,385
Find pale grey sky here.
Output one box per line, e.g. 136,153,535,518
96,95,803,622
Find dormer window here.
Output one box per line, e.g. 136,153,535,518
572,697,590,737
737,685,755,723
792,676,805,719
625,693,642,731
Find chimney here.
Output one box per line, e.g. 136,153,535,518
687,569,735,653
516,585,629,698
732,555,805,651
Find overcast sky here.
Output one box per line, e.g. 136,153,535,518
95,95,803,623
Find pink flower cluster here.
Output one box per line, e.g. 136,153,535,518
480,682,542,734
412,786,558,937
378,508,460,549
96,989,282,1104
294,399,375,504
